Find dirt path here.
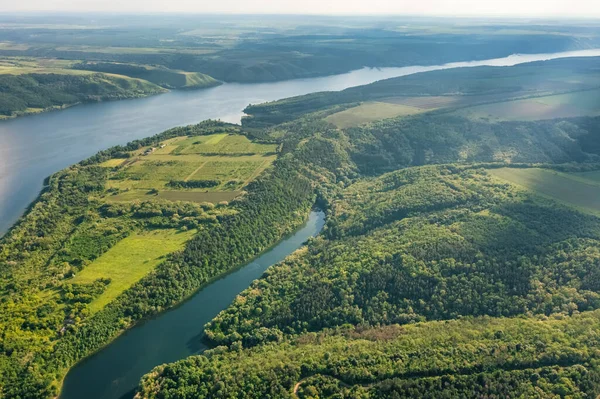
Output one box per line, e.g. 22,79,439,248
183,161,208,181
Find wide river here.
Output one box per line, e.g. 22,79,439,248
1,48,600,235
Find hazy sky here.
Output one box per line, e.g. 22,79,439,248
1,0,599,18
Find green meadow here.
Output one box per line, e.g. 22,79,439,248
325,102,426,128
455,90,600,121
489,167,600,216
71,229,196,313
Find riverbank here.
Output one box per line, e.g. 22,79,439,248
58,209,325,399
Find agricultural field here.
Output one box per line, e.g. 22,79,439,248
454,89,600,121
489,167,600,215
325,102,426,128
70,228,197,313
0,57,90,75
104,133,277,203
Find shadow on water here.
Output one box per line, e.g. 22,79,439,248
186,331,208,354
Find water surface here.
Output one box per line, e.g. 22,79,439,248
1,48,600,234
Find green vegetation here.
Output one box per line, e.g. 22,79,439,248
102,132,278,200
72,62,221,89
490,167,600,216
4,54,600,399
454,89,600,121
0,72,165,119
0,120,315,398
243,56,600,127
136,57,600,398
139,310,600,399
324,102,426,128
203,165,600,346
70,228,197,313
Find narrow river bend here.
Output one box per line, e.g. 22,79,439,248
59,210,326,399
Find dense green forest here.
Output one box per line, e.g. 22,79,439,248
204,165,600,346
3,55,600,398
0,73,165,118
139,310,600,399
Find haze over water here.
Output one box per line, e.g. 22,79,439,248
1,48,600,235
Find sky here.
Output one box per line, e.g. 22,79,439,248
1,0,599,18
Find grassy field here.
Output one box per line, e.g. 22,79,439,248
455,90,600,121
103,133,277,203
70,229,196,313
52,45,217,55
489,167,600,215
173,134,278,155
325,102,426,128
99,159,127,168
0,57,91,75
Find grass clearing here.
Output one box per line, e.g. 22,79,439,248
325,102,426,128
455,90,600,121
489,167,600,216
99,159,126,168
71,229,196,313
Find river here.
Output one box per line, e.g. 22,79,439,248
1,48,600,235
59,210,326,399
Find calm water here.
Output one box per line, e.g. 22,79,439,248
1,48,600,235
60,210,325,399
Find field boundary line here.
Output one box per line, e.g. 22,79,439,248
184,161,208,181
242,159,272,186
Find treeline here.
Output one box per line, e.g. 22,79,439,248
0,73,165,118
82,120,241,165
166,179,220,189
138,310,600,399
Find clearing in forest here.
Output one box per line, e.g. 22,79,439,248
489,167,600,215
325,102,426,128
70,228,197,314
455,89,600,121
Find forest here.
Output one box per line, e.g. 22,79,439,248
0,72,165,118
2,55,600,398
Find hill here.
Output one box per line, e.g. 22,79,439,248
0,72,166,119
